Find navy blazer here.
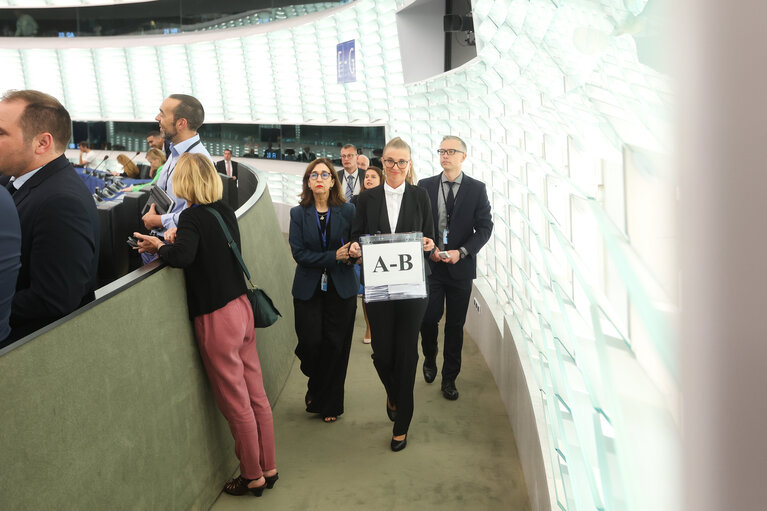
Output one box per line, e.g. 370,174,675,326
289,202,359,300
0,154,99,343
418,172,493,281
350,183,435,280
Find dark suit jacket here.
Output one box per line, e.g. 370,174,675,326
289,202,359,300
215,159,239,179
418,172,493,281
350,183,436,279
0,154,100,343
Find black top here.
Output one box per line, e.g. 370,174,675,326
158,200,247,319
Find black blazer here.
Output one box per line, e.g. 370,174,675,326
289,202,359,300
0,154,99,342
350,183,435,278
215,159,239,179
418,173,493,281
158,201,248,319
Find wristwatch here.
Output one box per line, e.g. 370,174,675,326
459,247,468,260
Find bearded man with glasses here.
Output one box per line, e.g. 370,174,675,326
417,135,494,401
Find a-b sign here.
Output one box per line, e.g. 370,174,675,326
362,240,424,287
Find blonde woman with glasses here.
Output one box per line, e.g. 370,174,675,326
348,138,436,452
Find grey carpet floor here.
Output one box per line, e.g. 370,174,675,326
211,299,531,511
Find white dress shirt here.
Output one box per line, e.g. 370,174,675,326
384,181,406,232
340,169,362,196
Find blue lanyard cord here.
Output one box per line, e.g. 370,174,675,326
315,208,331,249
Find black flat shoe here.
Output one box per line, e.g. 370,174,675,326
264,473,279,489
422,359,437,384
391,435,407,452
386,398,398,422
441,379,459,400
223,475,267,497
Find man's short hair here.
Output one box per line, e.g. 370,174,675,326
78,141,90,149
442,135,467,153
224,148,232,153
341,144,356,152
168,94,205,131
146,130,161,138
2,90,71,152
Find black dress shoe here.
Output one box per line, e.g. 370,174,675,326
441,379,459,400
422,359,437,384
390,435,407,452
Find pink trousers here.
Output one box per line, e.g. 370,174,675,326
194,294,276,479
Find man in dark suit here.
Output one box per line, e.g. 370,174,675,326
418,135,493,400
215,148,239,180
338,144,362,200
0,90,99,347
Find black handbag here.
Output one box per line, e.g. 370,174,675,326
205,207,281,328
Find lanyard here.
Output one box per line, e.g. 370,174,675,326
315,208,331,249
439,179,457,226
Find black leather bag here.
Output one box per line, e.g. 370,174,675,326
206,207,281,328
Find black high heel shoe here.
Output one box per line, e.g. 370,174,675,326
391,434,407,452
223,475,267,496
264,473,279,489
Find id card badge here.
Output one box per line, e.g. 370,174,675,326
443,228,449,247
320,272,328,292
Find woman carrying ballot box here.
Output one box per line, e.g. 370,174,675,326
349,138,436,452
289,158,358,423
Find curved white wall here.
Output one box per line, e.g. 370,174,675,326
0,1,678,510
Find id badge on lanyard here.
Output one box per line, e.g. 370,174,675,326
321,272,328,292
443,228,449,247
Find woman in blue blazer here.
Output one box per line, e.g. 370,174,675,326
289,158,358,422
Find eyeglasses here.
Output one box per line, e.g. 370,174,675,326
383,159,410,169
309,171,332,180
340,154,356,159
437,149,465,156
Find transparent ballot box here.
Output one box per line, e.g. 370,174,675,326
360,232,426,303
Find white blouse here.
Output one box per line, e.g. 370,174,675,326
384,181,406,232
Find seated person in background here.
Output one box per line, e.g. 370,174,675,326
122,148,166,192
0,89,99,346
14,11,37,37
116,153,140,178
299,146,316,162
0,186,21,345
215,148,239,179
78,141,97,167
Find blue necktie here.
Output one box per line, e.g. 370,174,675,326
346,175,354,201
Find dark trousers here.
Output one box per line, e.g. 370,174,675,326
366,296,428,436
420,265,472,381
293,279,357,417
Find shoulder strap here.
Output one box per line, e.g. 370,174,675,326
204,206,253,285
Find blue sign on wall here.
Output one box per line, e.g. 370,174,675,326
337,40,356,84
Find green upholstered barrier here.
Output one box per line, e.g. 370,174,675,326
0,171,296,510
